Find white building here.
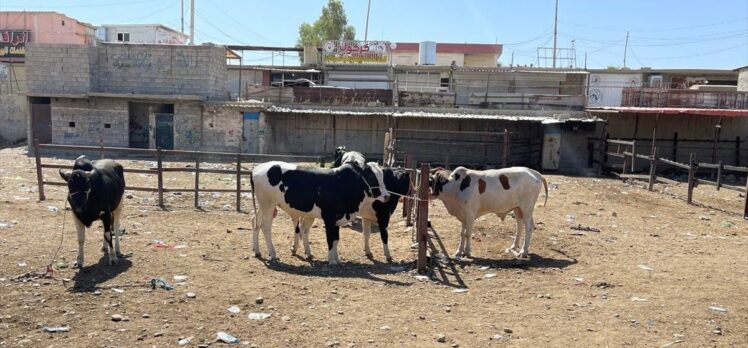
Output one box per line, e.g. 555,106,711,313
97,24,188,44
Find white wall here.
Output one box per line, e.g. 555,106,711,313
104,25,187,44
587,72,642,107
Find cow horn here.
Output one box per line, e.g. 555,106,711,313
83,170,94,178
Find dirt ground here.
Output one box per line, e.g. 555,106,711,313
1,145,746,347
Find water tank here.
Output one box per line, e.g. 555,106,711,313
418,41,437,65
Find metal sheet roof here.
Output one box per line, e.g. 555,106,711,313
588,107,748,117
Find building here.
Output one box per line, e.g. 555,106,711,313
98,24,189,44
391,42,502,67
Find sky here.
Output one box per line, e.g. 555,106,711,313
1,0,747,69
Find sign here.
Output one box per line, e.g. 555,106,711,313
322,40,392,65
0,30,31,61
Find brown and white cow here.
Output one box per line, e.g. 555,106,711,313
430,166,548,260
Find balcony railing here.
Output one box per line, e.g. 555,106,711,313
622,88,748,109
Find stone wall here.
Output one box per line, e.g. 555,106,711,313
50,98,128,147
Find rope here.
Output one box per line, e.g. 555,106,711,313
44,197,69,276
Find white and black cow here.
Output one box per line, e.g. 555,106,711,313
430,166,547,260
59,155,126,267
293,149,412,262
250,161,389,265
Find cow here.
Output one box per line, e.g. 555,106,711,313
250,161,389,265
293,149,411,262
58,155,126,267
429,166,548,260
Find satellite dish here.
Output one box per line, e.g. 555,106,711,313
389,42,397,50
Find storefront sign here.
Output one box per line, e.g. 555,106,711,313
322,40,392,65
1,30,31,61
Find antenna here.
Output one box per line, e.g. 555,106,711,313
189,0,195,45
364,0,372,42
623,31,629,68
552,0,559,68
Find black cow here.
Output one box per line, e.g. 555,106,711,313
326,149,411,261
250,161,389,265
59,155,126,267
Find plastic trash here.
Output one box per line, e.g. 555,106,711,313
152,240,174,249
708,306,728,313
54,261,69,270
227,305,241,314
216,331,240,344
42,326,70,333
149,278,174,290
248,312,271,320
172,275,188,282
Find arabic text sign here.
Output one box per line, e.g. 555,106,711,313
322,40,391,65
0,30,31,60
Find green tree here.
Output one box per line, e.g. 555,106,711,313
297,0,356,48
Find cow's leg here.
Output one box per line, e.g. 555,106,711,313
291,217,301,255
261,215,278,261
299,217,314,259
112,201,123,257
463,218,475,258
253,203,275,259
516,216,534,260
74,217,86,268
323,218,341,266
362,219,373,258
506,208,524,254
102,211,118,265
454,223,467,258
376,212,393,262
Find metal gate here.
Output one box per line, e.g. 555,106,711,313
155,113,174,150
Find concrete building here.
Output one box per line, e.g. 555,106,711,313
98,24,188,44
391,42,502,67
25,42,228,150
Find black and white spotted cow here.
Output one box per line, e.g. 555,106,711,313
58,155,126,267
430,166,547,260
293,149,411,262
250,161,389,265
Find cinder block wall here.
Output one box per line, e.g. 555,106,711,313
174,102,203,151
201,104,242,152
26,43,94,95
50,98,128,147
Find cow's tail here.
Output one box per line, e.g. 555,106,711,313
541,175,549,207
250,171,258,230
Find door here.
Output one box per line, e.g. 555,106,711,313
155,113,174,150
242,112,259,153
128,103,150,149
542,124,561,170
31,103,52,144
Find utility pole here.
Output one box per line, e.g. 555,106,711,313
552,0,559,68
510,51,514,67
623,31,629,68
189,0,195,45
364,0,372,42
584,51,587,70
181,0,184,33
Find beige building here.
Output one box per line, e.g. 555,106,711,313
391,42,501,67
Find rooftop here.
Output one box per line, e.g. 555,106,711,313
393,42,501,55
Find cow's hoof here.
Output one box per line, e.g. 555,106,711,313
268,257,280,264
74,260,84,269
385,256,394,263
452,251,463,259
291,248,298,256
505,247,517,254
305,254,314,261
108,258,119,266
364,252,374,258
254,252,262,258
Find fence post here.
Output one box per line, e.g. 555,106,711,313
743,175,748,220
382,131,390,165
502,128,509,168
687,153,695,205
194,152,200,208
34,139,46,201
407,160,417,227
631,140,637,172
736,136,741,166
236,153,242,212
156,147,164,208
648,147,658,191
672,132,678,161
716,161,722,191
403,155,412,218
417,163,430,274
598,133,608,176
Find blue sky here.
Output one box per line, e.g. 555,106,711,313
2,0,747,69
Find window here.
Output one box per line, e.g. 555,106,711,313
68,122,75,128
117,32,130,42
104,123,111,129
440,77,450,88
61,20,66,26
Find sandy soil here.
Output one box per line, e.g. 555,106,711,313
1,146,746,347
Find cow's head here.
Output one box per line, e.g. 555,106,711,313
360,162,390,203
428,167,451,198
59,169,94,213
333,146,347,167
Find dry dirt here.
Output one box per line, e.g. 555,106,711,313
1,146,747,347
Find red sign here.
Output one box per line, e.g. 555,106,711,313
0,30,31,61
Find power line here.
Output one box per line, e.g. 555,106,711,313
559,17,747,33
114,0,180,24
638,41,748,60
203,0,284,46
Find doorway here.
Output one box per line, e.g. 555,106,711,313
30,97,51,144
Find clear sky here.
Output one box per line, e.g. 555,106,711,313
1,0,747,69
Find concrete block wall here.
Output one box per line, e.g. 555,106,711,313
94,44,228,99
50,98,128,147
26,43,94,95
174,102,202,151
201,104,242,152
0,94,28,143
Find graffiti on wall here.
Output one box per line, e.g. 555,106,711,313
175,120,201,146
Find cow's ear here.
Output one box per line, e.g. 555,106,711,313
59,169,71,182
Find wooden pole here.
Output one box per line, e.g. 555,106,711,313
743,175,748,220
34,139,46,201
502,128,509,168
156,147,164,208
716,161,722,191
382,131,390,165
672,132,678,161
403,155,412,218
631,140,637,172
417,163,430,274
407,161,417,227
194,152,200,208
736,136,741,166
687,153,695,205
236,153,242,212
648,147,658,191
